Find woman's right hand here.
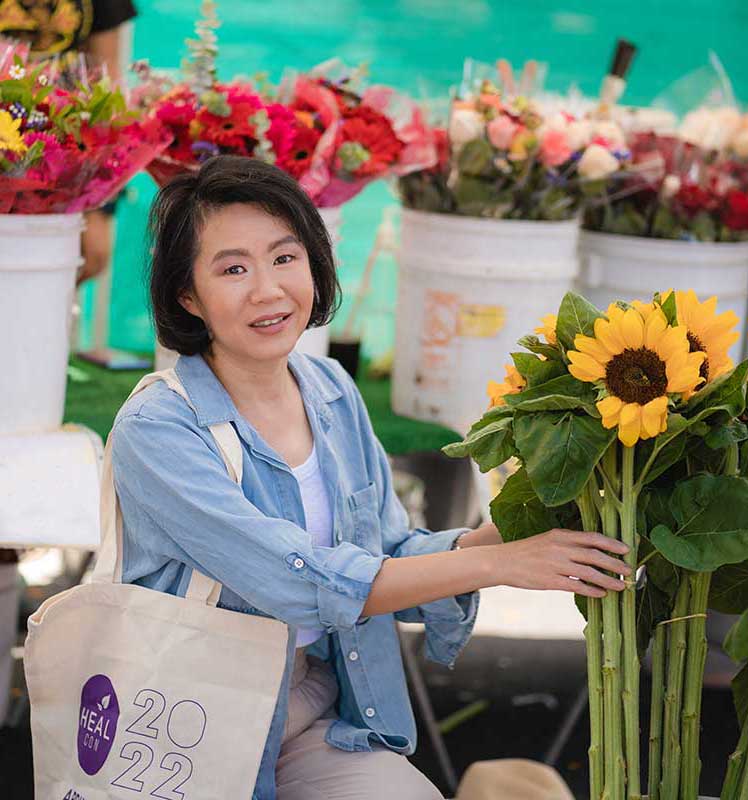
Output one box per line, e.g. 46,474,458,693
491,529,632,598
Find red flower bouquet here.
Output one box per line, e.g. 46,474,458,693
0,42,171,214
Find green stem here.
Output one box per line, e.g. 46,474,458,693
680,571,711,800
726,441,740,478
620,445,641,799
601,445,625,800
660,576,691,800
579,479,604,800
648,624,666,800
681,572,712,800
722,721,748,800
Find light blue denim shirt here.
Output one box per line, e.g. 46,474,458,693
111,351,478,800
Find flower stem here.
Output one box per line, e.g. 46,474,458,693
660,576,691,800
680,571,710,800
620,445,641,799
601,444,625,800
722,721,748,800
579,479,604,800
648,623,666,800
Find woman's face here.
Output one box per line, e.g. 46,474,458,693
180,203,316,366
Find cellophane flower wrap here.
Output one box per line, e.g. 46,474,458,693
583,107,748,242
138,2,436,205
399,79,630,221
0,42,171,214
446,289,748,800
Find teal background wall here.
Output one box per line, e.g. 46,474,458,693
85,0,748,359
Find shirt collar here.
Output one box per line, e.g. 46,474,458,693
174,351,343,430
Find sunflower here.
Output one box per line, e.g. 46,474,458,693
535,313,558,345
568,305,705,446
0,110,27,154
487,364,526,408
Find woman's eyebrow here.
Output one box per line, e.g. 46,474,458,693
267,234,300,252
211,247,251,264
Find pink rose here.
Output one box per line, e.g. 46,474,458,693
539,128,572,167
487,115,519,150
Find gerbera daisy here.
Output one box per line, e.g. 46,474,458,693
568,305,705,446
337,106,403,178
534,314,558,345
487,364,526,408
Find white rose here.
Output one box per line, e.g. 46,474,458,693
566,120,593,151
661,174,681,199
680,107,742,152
448,109,486,148
591,120,626,147
577,144,621,180
731,126,748,158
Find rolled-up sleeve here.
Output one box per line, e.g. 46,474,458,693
343,371,479,666
112,410,386,632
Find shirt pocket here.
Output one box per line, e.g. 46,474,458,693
348,482,383,555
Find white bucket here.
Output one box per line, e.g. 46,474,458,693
392,209,579,434
578,230,748,360
0,214,84,435
154,205,342,371
0,562,19,725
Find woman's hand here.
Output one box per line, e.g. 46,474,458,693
492,529,631,599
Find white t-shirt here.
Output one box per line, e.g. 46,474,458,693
292,445,334,648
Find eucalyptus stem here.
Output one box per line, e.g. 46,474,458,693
680,571,711,800
722,721,748,800
579,479,604,800
660,576,691,800
620,445,641,799
601,444,625,800
648,624,666,800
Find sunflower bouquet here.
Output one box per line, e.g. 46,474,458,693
446,289,748,799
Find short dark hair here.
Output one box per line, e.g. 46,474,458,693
148,155,341,355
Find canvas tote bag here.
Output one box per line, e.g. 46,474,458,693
24,369,289,800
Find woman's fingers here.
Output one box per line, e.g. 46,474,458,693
564,530,629,555
570,547,632,576
570,564,627,592
555,576,606,598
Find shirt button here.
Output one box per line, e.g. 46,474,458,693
293,558,305,569
348,650,359,661
365,707,376,718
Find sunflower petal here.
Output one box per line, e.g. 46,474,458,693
597,396,623,429
594,317,626,356
618,403,642,447
568,351,606,382
574,334,612,365
619,308,645,349
653,326,689,362
643,309,668,350
641,396,668,438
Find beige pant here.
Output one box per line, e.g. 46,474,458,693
276,649,444,800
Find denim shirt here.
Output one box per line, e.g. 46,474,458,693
111,352,478,800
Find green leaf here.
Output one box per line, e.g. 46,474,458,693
490,467,559,542
687,360,748,421
710,561,748,614
555,292,604,352
650,475,748,571
636,577,671,660
510,353,566,387
734,663,748,729
636,418,689,485
505,374,598,414
517,334,564,362
705,420,748,450
656,290,678,327
575,594,588,620
442,414,515,473
457,138,498,177
514,411,615,506
725,610,748,663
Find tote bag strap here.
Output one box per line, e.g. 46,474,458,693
92,368,244,608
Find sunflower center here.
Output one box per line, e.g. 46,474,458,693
686,331,710,382
605,347,668,404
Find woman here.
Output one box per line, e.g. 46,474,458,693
111,155,630,800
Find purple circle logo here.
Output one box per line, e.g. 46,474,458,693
77,675,120,775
